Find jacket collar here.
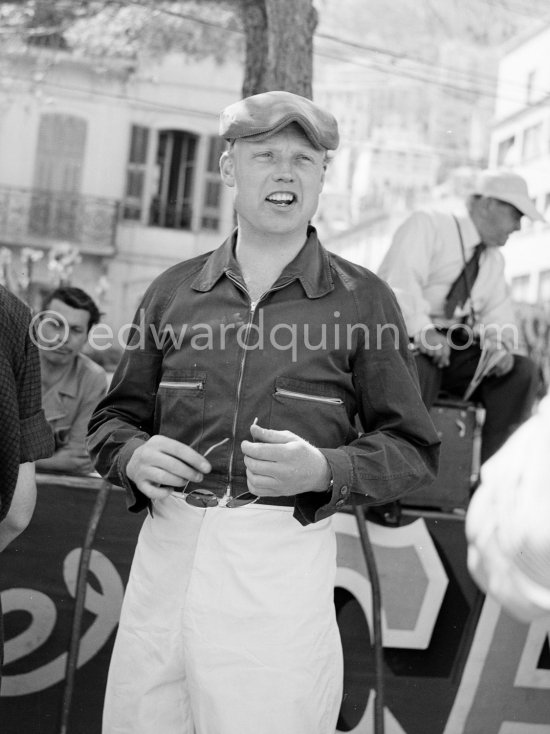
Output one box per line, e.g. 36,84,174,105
191,226,334,299
42,355,82,422
43,354,81,401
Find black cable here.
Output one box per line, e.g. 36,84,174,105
352,498,385,734
59,480,111,734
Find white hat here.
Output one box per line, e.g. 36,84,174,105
473,169,545,222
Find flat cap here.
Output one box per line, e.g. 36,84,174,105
219,90,339,151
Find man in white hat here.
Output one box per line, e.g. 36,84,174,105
88,90,440,734
378,168,544,463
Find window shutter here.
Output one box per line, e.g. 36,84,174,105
122,125,150,221
201,136,225,231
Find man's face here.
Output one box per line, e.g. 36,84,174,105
220,124,326,239
38,298,90,367
478,198,523,248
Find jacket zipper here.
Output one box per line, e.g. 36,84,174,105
275,388,343,405
222,275,291,502
158,380,204,390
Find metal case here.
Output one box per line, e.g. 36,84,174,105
403,398,485,512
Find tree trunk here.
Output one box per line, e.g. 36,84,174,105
239,0,269,98
238,0,317,99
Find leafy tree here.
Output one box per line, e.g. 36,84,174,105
0,0,318,97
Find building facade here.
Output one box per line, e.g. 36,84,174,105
0,46,241,346
485,23,550,380
489,24,550,305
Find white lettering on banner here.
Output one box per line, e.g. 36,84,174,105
2,590,57,662
1,548,124,697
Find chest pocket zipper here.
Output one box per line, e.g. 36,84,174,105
275,387,343,405
159,379,204,391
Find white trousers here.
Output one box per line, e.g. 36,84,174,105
103,496,343,734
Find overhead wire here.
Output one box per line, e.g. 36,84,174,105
117,0,550,102
121,0,550,103
314,30,550,104
1,0,549,109
316,49,490,101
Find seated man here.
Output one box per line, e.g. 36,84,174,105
36,286,108,475
378,169,543,463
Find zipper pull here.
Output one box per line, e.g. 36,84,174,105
219,483,232,507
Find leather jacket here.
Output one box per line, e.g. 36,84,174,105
88,228,440,525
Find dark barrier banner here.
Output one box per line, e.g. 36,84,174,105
2,479,550,733
1,476,142,734
333,510,550,733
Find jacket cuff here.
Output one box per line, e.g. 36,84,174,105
117,437,150,513
293,448,358,525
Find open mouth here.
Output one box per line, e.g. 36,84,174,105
265,192,296,207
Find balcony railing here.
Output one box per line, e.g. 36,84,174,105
0,186,120,253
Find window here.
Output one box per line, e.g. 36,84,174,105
201,136,225,231
522,123,542,161
33,113,87,193
123,125,150,221
122,125,223,232
31,113,87,240
150,130,198,230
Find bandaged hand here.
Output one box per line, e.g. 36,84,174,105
466,396,550,622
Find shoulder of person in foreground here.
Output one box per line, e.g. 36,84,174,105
466,394,550,622
4,289,55,464
0,285,32,350
0,283,30,312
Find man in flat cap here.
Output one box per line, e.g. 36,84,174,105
379,168,543,464
88,90,439,734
